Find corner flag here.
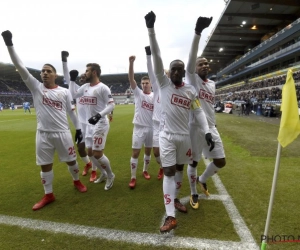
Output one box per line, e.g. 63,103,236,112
277,69,300,147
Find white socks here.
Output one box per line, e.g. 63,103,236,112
143,155,151,172
174,170,183,198
199,161,219,183
41,170,54,194
68,162,80,181
187,164,197,195
130,157,138,179
163,175,176,217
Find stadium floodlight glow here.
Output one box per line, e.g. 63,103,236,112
219,48,223,52
242,21,246,25
210,59,213,62
251,25,257,30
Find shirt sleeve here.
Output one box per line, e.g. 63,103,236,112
62,61,70,85
7,46,37,92
148,28,169,88
69,82,85,99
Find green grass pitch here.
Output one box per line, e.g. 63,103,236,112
0,105,300,249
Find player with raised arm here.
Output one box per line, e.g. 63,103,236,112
128,55,154,189
145,11,214,233
186,16,226,209
1,30,87,211
61,51,104,182
145,46,164,180
69,63,115,190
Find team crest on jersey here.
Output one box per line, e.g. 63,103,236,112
199,89,214,104
171,94,191,109
142,101,154,111
79,96,97,105
43,96,62,110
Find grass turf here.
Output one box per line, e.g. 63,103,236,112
0,106,299,249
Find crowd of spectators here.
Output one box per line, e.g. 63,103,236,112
0,77,132,108
2,70,299,109
216,70,300,104
107,82,131,95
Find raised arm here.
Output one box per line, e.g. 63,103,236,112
187,17,213,74
61,51,70,85
1,31,30,81
128,56,137,90
145,46,158,93
69,70,85,99
145,11,165,85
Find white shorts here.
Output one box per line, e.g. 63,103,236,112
36,130,76,165
190,125,225,161
85,124,94,148
92,122,110,151
132,124,153,149
79,123,88,144
152,120,160,148
159,131,192,167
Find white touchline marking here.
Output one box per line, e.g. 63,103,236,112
0,119,23,123
0,214,258,250
0,156,259,250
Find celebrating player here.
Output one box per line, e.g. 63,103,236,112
1,30,87,211
145,46,164,180
128,55,154,189
69,63,115,190
186,16,226,209
61,51,104,183
145,11,214,233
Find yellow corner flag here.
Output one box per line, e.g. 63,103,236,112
277,69,300,147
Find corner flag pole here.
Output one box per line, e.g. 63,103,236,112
260,143,282,250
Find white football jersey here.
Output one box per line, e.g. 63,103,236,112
159,75,199,135
24,75,75,132
186,71,216,127
74,82,113,125
132,87,154,127
147,55,161,123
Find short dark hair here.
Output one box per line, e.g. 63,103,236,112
86,63,101,77
196,57,206,62
141,76,150,81
169,59,185,68
43,64,56,73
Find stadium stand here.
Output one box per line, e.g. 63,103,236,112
1,0,299,110
201,0,300,116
